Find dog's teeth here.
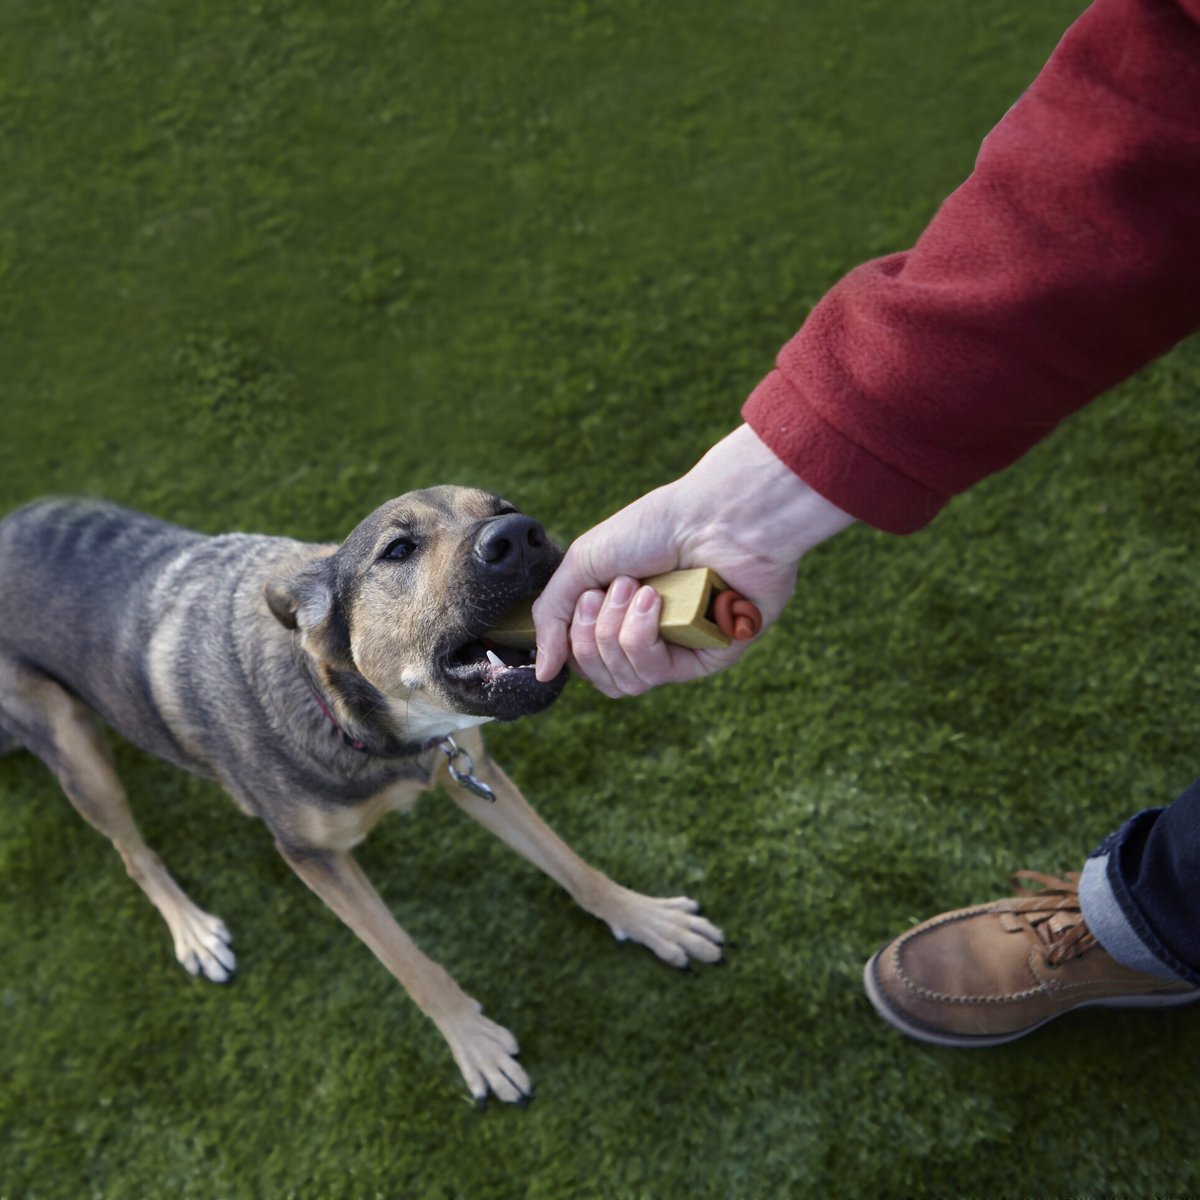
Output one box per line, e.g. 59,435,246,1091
486,649,505,669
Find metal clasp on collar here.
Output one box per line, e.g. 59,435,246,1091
436,736,496,803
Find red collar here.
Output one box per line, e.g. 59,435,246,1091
311,687,368,752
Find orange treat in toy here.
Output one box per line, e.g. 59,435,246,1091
712,588,763,641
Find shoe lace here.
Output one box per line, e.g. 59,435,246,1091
1008,870,1097,967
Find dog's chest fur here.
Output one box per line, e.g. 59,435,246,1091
295,772,431,852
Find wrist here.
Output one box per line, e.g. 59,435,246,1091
675,424,855,566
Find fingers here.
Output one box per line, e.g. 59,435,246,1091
596,581,673,694
567,577,738,698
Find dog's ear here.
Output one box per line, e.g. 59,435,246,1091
265,557,335,631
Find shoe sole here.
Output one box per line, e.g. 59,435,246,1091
863,951,1200,1049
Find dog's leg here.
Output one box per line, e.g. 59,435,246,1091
442,730,724,967
275,840,531,1104
0,655,235,982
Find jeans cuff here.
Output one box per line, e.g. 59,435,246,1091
1079,853,1197,984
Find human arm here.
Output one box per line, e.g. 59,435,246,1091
746,0,1200,533
536,0,1200,696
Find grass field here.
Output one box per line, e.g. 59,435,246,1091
4,1,1200,1196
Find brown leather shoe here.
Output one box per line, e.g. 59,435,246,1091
864,871,1200,1047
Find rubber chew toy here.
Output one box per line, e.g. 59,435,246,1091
486,568,763,651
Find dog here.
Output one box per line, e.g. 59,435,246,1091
0,488,723,1103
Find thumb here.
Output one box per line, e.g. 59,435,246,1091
531,540,607,681
532,486,684,681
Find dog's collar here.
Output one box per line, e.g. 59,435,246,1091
308,683,424,758
308,686,494,800
311,685,369,752
309,686,494,800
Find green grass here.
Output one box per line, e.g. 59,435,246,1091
3,0,1200,1195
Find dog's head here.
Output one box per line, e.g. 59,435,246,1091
265,487,568,746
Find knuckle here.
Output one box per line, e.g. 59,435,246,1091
593,609,624,640
617,615,657,651
570,635,600,664
617,628,650,656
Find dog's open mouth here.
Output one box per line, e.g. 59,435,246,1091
438,627,566,719
444,637,537,682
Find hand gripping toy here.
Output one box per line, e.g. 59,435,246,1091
487,568,763,651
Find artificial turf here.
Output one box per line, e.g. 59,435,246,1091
3,0,1200,1195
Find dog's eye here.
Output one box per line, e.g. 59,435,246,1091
381,538,418,563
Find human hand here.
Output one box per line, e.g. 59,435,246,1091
532,424,855,697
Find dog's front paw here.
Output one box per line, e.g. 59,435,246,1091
599,887,724,968
439,998,532,1106
170,905,236,984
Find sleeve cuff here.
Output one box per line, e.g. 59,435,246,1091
742,368,949,535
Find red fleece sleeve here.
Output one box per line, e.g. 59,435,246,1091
743,0,1200,534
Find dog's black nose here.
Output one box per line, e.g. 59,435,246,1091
474,514,549,575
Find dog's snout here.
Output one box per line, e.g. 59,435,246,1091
474,514,549,575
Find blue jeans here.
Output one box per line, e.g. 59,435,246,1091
1080,777,1200,985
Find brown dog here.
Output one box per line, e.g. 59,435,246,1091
0,489,722,1102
